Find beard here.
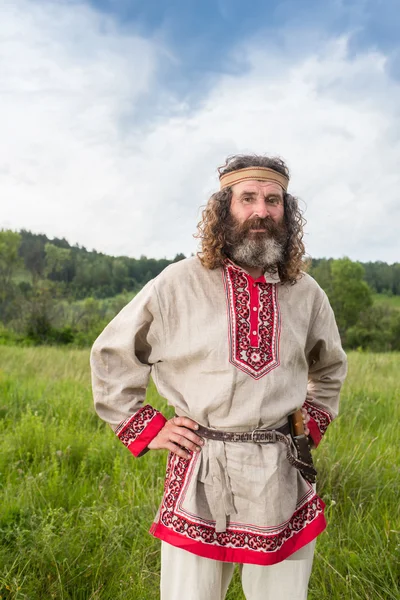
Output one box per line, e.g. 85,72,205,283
223,214,288,270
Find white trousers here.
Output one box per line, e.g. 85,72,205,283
160,538,316,600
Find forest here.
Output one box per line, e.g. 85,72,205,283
1,228,399,351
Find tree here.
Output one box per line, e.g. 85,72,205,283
0,230,23,297
112,258,130,293
19,229,46,282
309,258,333,295
44,243,72,278
173,253,186,263
346,304,400,351
0,230,23,321
329,258,373,338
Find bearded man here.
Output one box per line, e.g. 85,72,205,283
90,155,347,600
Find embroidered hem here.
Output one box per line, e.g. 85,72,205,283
116,404,167,457
151,512,326,566
150,451,326,565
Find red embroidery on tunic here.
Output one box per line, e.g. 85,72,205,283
115,404,157,448
222,262,280,379
158,452,323,554
304,401,332,437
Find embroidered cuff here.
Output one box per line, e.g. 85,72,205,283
115,405,167,457
303,400,333,449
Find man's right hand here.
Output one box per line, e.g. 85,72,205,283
148,416,204,459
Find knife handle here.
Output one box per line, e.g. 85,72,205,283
291,409,305,437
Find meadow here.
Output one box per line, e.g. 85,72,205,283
0,347,399,599
372,294,400,310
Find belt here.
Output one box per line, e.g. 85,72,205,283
196,422,290,442
196,419,317,484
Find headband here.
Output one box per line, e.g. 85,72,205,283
219,167,289,191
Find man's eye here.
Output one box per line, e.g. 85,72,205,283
267,197,279,204
242,197,253,203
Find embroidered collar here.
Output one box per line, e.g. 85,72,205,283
223,258,281,284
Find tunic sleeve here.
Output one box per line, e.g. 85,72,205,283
90,279,167,457
303,289,348,448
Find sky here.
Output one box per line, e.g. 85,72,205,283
1,0,400,263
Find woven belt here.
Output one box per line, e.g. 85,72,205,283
196,421,317,484
196,422,290,442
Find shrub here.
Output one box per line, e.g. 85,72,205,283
346,305,400,351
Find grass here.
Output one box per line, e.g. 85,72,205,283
0,347,399,599
373,294,400,310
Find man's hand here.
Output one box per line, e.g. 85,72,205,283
301,407,310,436
148,416,204,459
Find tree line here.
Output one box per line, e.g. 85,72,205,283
15,229,186,298
0,229,399,351
311,258,400,297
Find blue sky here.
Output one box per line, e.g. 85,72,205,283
1,0,400,262
88,0,399,51
87,0,400,75
78,0,400,106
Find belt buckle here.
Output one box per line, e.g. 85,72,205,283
251,428,264,443
251,428,276,443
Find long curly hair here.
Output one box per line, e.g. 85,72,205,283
195,155,307,284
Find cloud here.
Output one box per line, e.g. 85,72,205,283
1,1,400,262
0,0,161,249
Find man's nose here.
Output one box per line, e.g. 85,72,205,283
252,198,270,219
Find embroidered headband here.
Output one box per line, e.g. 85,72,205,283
219,167,289,191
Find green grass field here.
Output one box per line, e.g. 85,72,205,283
373,294,400,310
0,347,399,599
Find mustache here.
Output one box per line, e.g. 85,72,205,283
241,217,281,233
226,215,287,238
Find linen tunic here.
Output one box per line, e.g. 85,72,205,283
90,256,347,566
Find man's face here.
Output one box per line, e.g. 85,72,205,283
224,180,287,269
230,180,285,226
